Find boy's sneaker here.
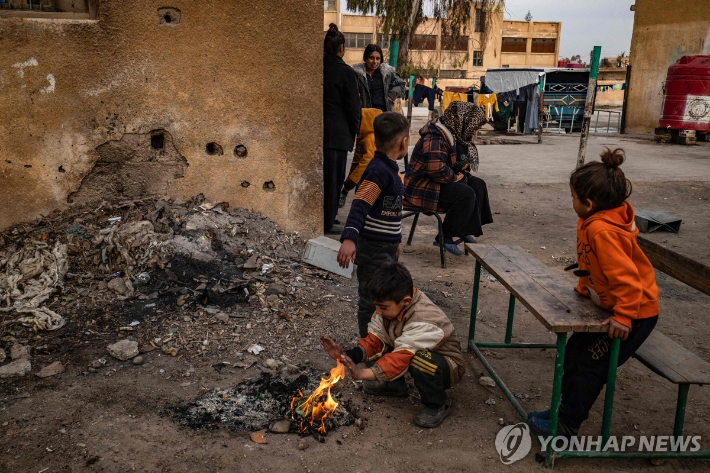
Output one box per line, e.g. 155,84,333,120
363,380,408,397
433,240,463,256
413,398,454,428
527,414,576,439
528,409,550,421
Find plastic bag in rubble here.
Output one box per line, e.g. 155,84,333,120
0,240,68,331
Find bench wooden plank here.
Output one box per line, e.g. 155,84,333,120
465,244,608,333
634,331,710,385
638,236,710,297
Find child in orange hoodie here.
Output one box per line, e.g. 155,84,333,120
528,148,659,437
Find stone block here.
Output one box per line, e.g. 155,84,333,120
302,236,354,279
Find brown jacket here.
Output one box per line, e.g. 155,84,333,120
364,290,466,384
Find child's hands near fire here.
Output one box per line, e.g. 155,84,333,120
320,335,343,361
341,354,376,381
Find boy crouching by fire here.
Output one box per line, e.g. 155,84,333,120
321,262,465,428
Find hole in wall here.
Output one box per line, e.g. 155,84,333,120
262,181,276,192
58,165,66,173
234,145,248,158
206,142,223,156
158,7,181,25
151,133,165,150
241,181,250,188
24,164,32,168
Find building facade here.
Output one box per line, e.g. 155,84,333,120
625,0,710,134
324,2,561,88
0,0,324,236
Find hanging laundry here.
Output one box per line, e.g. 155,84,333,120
476,93,499,120
442,92,468,112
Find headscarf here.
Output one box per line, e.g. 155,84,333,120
439,101,487,172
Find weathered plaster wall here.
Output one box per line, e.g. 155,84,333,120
0,0,323,237
626,0,710,135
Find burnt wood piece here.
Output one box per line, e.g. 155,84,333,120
637,236,710,297
464,243,609,333
634,331,710,385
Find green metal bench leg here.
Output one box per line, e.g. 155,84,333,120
673,384,690,441
504,294,516,344
545,332,568,469
468,260,481,352
601,337,621,449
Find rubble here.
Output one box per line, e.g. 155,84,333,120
0,359,32,378
37,361,65,378
107,340,140,361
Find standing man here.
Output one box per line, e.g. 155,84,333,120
323,23,361,234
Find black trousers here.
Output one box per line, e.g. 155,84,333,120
323,148,348,232
559,316,658,430
388,350,451,408
437,174,493,240
354,237,399,338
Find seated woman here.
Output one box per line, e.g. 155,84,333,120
404,101,493,256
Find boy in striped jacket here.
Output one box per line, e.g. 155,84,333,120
337,112,410,338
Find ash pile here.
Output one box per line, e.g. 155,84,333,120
0,194,355,376
175,369,355,436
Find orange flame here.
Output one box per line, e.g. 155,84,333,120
290,361,345,434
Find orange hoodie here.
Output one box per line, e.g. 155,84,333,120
575,202,659,328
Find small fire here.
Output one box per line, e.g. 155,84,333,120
290,361,345,434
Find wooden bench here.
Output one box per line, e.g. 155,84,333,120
464,242,710,467
632,237,710,439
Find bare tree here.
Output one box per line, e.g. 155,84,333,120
346,0,505,68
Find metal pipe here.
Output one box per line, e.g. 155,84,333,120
469,342,528,421
504,293,516,344
474,342,557,349
407,75,415,124
555,450,710,460
467,260,481,350
673,384,690,441
545,332,568,468
601,337,621,448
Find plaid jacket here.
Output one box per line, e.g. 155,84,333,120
404,121,459,212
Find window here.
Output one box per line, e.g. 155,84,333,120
411,35,437,51
324,0,336,11
439,70,466,79
0,0,97,19
345,33,372,49
531,38,556,54
472,51,483,67
474,8,486,32
441,35,469,51
377,33,391,50
501,37,527,53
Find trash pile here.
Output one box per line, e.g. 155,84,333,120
175,368,355,438
0,195,357,376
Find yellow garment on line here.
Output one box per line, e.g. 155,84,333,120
476,93,499,120
442,92,468,113
344,108,383,189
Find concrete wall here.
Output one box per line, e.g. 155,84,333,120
626,0,710,134
0,0,324,236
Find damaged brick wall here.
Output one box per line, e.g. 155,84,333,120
0,0,323,236
67,130,188,204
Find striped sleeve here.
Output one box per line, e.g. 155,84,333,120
353,180,381,206
341,178,382,243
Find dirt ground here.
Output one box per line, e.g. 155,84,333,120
1,130,709,472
